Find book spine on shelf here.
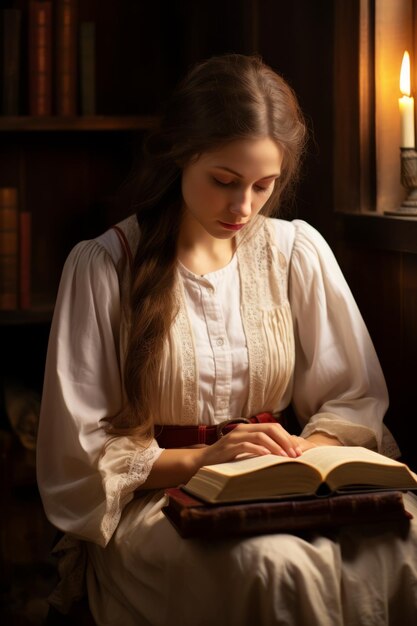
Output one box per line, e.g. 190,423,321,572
79,21,96,116
2,9,22,115
19,211,31,310
28,0,52,116
0,188,18,310
56,0,78,116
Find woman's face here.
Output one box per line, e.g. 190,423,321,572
180,137,283,241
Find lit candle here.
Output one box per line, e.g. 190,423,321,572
399,50,415,148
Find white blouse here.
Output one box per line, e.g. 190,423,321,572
36,216,398,547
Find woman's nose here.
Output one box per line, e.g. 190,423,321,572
229,190,252,217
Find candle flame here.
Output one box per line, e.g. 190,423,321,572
400,51,411,96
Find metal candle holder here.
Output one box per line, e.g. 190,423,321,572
387,148,417,215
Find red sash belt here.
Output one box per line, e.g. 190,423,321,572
154,412,281,448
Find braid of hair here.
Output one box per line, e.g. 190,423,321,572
108,174,182,438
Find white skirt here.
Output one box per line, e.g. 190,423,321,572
85,491,417,626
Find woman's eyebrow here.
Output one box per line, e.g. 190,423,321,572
211,166,280,180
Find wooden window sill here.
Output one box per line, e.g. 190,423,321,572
335,211,417,254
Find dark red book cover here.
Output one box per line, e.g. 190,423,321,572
19,211,31,310
163,487,412,539
0,188,18,310
28,0,52,116
56,0,78,116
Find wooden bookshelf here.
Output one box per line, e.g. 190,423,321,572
0,0,166,403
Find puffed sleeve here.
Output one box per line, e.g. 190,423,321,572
289,220,398,455
36,239,163,547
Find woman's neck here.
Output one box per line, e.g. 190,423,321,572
177,224,235,275
178,238,235,275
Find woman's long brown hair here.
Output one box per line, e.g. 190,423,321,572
107,54,307,439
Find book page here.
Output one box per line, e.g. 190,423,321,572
203,446,405,480
300,446,407,478
203,453,298,477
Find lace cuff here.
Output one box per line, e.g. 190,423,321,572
98,437,163,545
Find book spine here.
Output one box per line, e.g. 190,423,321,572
79,21,96,116
19,211,31,310
2,9,22,115
28,0,52,116
0,188,18,310
56,0,78,116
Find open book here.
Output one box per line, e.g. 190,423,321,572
183,446,417,503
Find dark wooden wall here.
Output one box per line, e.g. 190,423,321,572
334,217,417,471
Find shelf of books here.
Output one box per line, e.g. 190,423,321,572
0,187,30,317
0,186,55,324
1,1,161,120
0,1,157,324
4,1,92,118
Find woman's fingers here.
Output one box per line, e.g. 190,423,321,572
201,423,302,463
228,423,303,457
199,440,272,467
197,423,306,467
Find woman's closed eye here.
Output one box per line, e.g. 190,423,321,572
212,177,273,193
253,183,272,193
212,176,235,187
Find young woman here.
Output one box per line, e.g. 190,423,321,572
37,54,417,625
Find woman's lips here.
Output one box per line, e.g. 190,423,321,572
218,221,246,231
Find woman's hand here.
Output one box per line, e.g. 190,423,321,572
194,428,343,471
196,422,303,468
140,426,342,491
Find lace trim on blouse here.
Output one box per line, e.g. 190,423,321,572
171,277,199,423
237,218,295,416
99,438,163,544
